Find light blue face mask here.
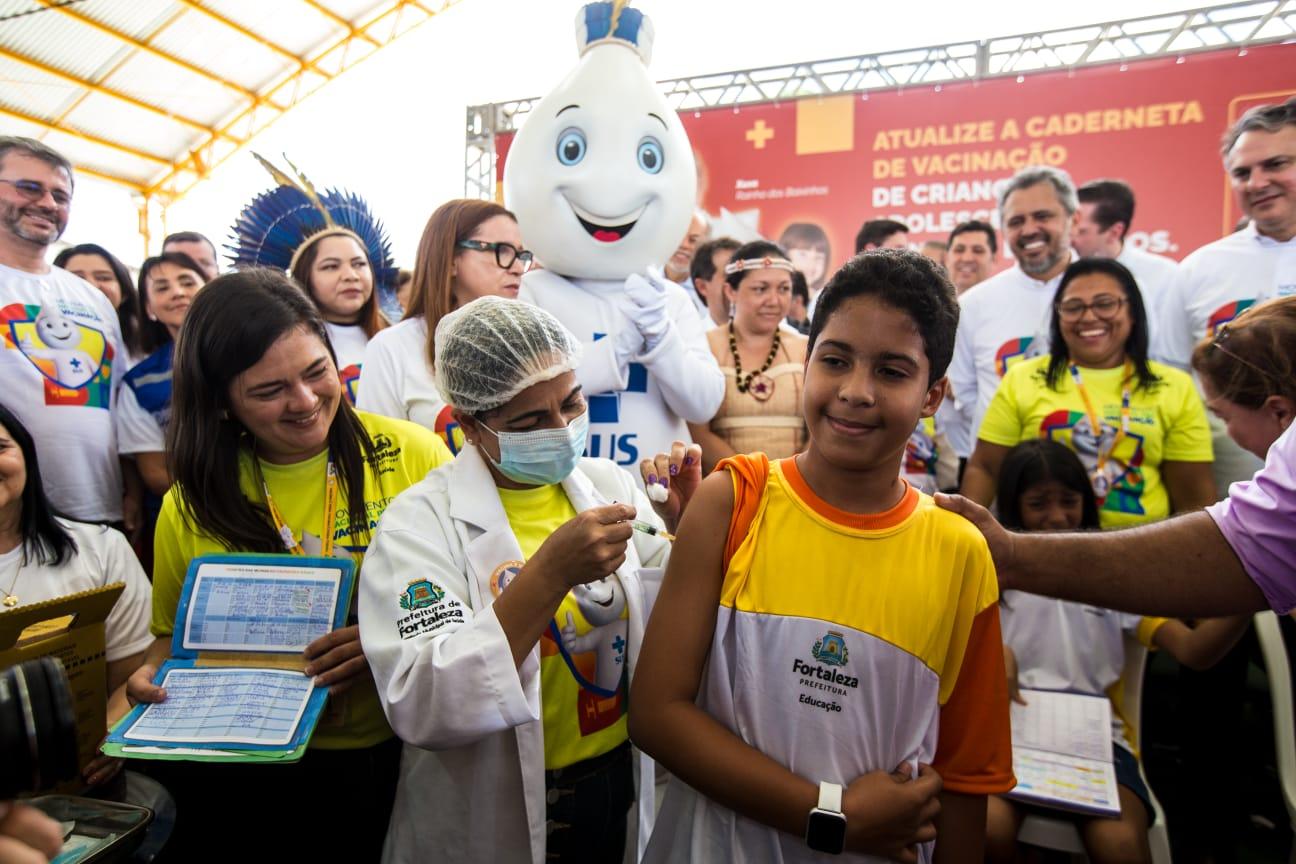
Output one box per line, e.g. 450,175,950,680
480,410,589,486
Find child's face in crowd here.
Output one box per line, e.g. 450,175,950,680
1018,480,1085,531
802,295,943,472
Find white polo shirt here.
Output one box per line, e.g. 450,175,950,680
1116,244,1179,365
946,261,1066,457
1159,223,1296,490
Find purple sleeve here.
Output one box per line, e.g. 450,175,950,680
1206,423,1296,613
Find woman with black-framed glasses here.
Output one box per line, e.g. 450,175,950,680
961,257,1217,527
358,199,533,454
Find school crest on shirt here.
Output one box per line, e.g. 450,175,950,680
400,579,444,610
812,631,850,667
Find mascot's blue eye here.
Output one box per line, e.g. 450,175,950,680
637,137,663,174
556,129,587,166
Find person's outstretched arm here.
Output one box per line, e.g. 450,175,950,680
631,472,942,861
935,495,1266,618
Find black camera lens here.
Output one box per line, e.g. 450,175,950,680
0,656,79,798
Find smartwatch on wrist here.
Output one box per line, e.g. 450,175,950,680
805,780,847,854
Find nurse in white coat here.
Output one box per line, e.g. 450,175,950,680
359,296,696,864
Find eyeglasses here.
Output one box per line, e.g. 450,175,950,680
1058,295,1125,322
0,178,71,208
1211,323,1280,383
456,239,534,272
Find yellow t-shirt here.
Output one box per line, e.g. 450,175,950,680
151,411,452,749
497,483,630,771
978,356,1213,527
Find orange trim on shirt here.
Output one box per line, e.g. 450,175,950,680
933,605,1016,795
717,453,770,571
778,456,919,531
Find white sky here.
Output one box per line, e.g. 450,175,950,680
55,0,1206,266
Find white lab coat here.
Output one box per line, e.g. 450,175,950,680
358,446,669,864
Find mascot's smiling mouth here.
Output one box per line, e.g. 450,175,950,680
567,199,647,244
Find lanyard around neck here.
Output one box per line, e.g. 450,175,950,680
259,456,338,557
1067,361,1132,496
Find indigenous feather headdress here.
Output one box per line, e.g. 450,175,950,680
227,154,398,314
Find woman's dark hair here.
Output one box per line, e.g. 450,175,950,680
723,240,790,292
290,230,390,340
1044,258,1159,392
52,244,142,357
136,251,209,354
996,439,1101,531
0,403,76,566
167,268,378,553
808,248,959,384
1192,296,1296,409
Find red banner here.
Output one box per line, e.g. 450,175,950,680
495,43,1295,285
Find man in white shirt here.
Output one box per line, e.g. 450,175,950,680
1162,96,1296,492
688,237,740,327
663,210,708,285
0,137,126,523
946,165,1079,460
1072,179,1179,364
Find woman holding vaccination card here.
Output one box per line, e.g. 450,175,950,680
124,269,452,861
358,296,696,864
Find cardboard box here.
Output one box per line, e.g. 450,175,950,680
0,584,125,784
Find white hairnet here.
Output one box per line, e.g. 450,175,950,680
434,295,583,414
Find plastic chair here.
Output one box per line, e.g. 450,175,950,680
1016,637,1172,863
1253,611,1296,863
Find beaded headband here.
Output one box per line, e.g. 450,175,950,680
724,256,795,276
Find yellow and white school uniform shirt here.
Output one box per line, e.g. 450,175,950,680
496,483,630,770
977,356,1212,528
1001,590,1166,755
151,411,452,749
645,454,1014,863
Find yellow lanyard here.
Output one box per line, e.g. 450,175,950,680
260,457,338,557
1068,361,1132,498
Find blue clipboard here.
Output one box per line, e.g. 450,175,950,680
106,553,355,755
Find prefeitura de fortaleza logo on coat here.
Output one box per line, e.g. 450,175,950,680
400,579,444,610
396,579,464,640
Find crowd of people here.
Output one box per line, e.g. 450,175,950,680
0,87,1293,864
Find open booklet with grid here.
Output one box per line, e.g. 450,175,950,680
1007,689,1121,817
103,555,354,763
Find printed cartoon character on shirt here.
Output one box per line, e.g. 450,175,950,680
1041,410,1147,516
546,577,628,736
505,2,722,467
2,301,113,407
994,334,1048,378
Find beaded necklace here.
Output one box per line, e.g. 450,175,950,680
728,320,781,401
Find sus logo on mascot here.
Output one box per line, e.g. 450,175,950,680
506,1,724,467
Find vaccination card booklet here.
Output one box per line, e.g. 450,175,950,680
104,555,354,763
1006,689,1121,817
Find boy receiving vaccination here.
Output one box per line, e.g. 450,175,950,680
631,249,1014,863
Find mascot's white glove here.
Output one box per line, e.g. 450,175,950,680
623,271,672,352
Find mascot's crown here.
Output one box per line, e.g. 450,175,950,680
576,1,653,63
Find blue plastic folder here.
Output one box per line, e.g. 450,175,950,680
104,554,355,763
